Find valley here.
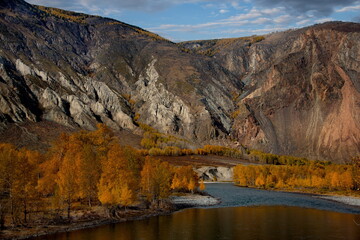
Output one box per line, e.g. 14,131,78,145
0,0,360,239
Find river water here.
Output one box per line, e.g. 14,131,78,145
34,183,360,240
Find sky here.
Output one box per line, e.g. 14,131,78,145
27,0,360,42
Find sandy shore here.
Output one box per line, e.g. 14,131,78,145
317,195,360,207
171,194,221,207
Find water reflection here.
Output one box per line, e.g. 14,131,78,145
37,206,360,240
34,183,360,240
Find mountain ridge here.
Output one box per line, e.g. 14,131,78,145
0,0,359,162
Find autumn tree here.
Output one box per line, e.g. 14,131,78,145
352,156,360,190
98,143,144,206
120,184,136,211
38,133,70,197
0,144,40,225
199,180,206,191
98,143,129,205
0,144,18,227
171,166,198,193
141,158,173,205
12,149,39,223
187,179,196,193
56,142,79,220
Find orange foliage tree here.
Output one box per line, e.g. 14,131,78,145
0,144,40,225
140,157,173,204
171,166,199,193
98,143,143,206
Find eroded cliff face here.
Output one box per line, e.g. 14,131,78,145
230,23,360,163
180,23,360,162
0,0,240,145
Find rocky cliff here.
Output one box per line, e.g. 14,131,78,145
181,23,360,162
0,0,359,162
0,0,241,147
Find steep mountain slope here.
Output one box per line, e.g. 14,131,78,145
181,23,360,162
0,0,241,148
0,0,359,162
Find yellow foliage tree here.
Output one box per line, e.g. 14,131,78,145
199,180,206,191
98,143,128,205
120,184,135,210
187,179,196,193
255,175,266,188
171,166,198,192
56,145,79,220
0,144,39,224
140,158,173,204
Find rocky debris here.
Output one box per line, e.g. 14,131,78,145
171,194,220,207
195,166,233,181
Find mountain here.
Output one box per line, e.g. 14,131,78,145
0,0,359,162
180,22,360,162
0,0,241,148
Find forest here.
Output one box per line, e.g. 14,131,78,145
0,124,202,229
1,123,359,230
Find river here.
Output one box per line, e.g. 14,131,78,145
33,183,360,240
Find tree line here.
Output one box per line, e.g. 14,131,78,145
233,160,360,192
0,124,202,229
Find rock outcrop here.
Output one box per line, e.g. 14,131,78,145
195,166,233,181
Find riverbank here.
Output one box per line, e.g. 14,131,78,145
232,183,360,208
0,193,220,240
274,188,360,207
316,195,360,207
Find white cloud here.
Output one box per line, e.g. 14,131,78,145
227,9,262,21
296,19,311,26
336,5,360,12
251,17,271,24
227,7,286,22
149,19,250,32
251,0,359,15
219,9,229,14
315,18,334,23
274,15,292,24
223,26,287,34
261,7,284,14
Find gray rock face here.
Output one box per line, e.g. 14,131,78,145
0,0,240,143
195,166,233,181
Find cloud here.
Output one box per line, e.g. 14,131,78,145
26,0,360,41
251,0,359,15
223,26,287,34
149,19,249,32
273,14,292,24
314,18,334,23
227,7,283,21
149,6,288,33
27,0,360,17
28,0,207,13
251,17,271,24
296,19,311,26
336,4,360,12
